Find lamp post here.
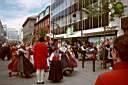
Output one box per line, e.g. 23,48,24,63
79,0,85,68
52,22,55,39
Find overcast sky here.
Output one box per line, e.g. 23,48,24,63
0,0,50,30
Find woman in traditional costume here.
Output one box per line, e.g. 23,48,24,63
48,46,63,82
8,44,19,77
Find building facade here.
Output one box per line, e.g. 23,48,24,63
34,6,50,41
121,16,128,34
50,0,128,45
22,16,37,43
0,20,6,44
51,0,117,44
6,28,19,42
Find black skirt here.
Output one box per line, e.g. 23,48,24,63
48,61,63,82
23,56,35,74
18,53,35,75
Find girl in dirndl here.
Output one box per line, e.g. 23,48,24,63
64,45,77,75
48,48,63,82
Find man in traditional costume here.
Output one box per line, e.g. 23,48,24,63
33,37,48,84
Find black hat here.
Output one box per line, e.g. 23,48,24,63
38,37,45,42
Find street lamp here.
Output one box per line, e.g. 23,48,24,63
79,0,85,68
52,22,55,39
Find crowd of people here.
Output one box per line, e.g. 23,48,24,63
0,34,128,85
95,34,128,85
0,37,78,84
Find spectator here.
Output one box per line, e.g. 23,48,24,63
95,34,128,85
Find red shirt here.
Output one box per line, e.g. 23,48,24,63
95,61,128,85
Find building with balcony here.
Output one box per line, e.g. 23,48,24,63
22,16,37,43
34,6,50,41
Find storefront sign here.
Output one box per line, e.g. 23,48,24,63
84,30,117,37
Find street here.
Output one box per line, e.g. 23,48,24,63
0,60,109,85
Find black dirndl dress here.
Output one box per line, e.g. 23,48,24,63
48,56,63,82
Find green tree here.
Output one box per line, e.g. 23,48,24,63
39,28,46,38
80,0,126,20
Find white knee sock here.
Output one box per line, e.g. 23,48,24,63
36,70,41,82
40,70,45,82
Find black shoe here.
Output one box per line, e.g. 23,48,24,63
37,82,44,84
41,82,44,84
36,82,41,84
24,75,32,78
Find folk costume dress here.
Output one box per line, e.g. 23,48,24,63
8,46,19,76
48,49,63,82
18,48,35,78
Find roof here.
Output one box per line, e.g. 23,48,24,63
22,15,37,27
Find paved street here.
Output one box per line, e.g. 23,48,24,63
0,60,109,85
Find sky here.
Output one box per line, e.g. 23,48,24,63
0,0,50,30
0,0,127,30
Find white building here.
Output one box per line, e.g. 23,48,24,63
6,28,19,42
0,20,6,44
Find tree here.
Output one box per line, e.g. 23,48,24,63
80,0,126,20
38,28,46,38
113,2,126,17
